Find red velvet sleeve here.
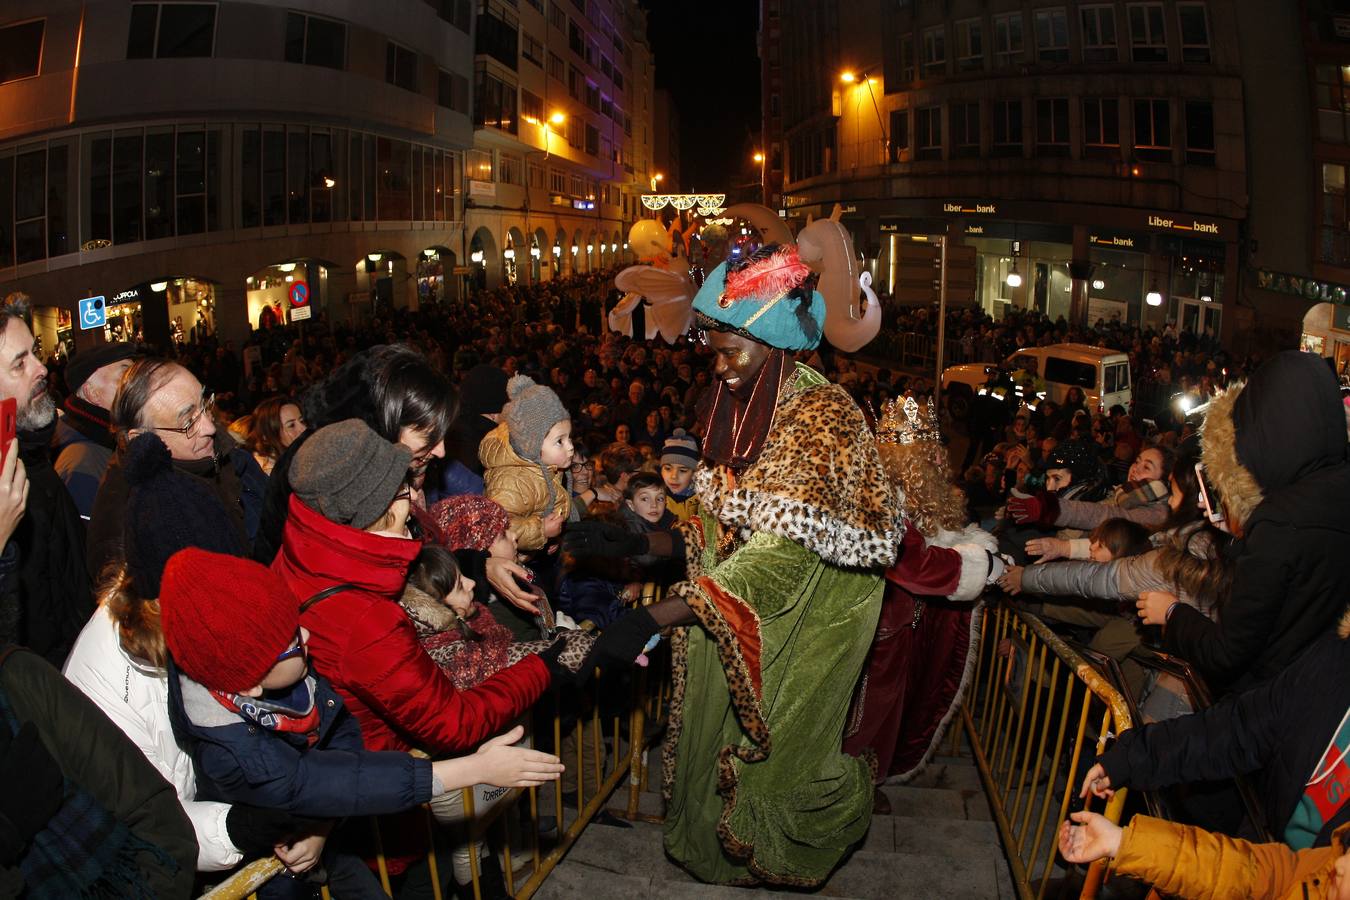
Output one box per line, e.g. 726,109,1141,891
340,603,550,754
885,526,964,597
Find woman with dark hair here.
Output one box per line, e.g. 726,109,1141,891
244,396,305,476
566,240,900,886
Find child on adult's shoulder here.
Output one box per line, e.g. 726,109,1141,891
160,548,563,898
660,429,700,522
479,375,575,553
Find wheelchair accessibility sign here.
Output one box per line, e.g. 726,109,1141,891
79,296,106,330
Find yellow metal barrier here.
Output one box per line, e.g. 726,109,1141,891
964,601,1133,900
200,584,671,900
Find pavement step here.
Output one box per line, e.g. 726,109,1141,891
879,785,980,820
899,761,985,792
824,847,1007,900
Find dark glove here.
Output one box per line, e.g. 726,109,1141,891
0,721,65,864
561,520,647,558
1007,490,1060,526
537,638,576,687
225,804,323,857
586,607,661,672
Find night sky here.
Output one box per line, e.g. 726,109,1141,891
639,0,761,193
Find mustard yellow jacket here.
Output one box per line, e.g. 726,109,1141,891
1114,815,1348,900
479,422,571,551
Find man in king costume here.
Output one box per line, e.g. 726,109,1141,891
573,242,902,885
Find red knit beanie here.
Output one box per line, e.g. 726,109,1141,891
430,495,511,552
160,548,300,694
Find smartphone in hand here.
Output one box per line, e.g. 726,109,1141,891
0,398,15,469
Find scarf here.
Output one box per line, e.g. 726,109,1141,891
696,348,790,470
210,676,323,746
18,421,57,463
0,676,174,899
61,397,117,450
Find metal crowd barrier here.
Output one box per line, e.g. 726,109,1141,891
200,583,672,900
964,601,1133,900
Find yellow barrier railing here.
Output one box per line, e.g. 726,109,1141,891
964,601,1133,900
200,584,672,900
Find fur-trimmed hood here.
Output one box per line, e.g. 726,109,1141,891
1201,351,1347,529
694,367,903,569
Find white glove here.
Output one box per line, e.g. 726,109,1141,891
986,552,1014,584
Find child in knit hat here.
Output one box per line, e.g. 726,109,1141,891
479,375,575,553
161,547,564,897
660,428,701,522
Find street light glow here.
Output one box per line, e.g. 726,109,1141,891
840,71,856,83
753,152,765,163
549,112,566,125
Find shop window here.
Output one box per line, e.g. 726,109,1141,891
386,41,419,92
377,138,411,220
473,63,518,134
1184,100,1215,166
1128,3,1168,63
475,1,518,71
113,131,144,244
176,130,206,234
1177,3,1210,63
144,128,174,239
522,33,544,68
1034,8,1069,63
1035,97,1070,155
262,128,285,226
956,19,983,72
992,99,1023,156
438,69,469,113
127,3,216,59
889,109,910,162
921,25,945,77
0,155,11,268
951,102,980,158
14,148,45,264
311,132,333,223
287,128,309,224
1133,98,1171,162
1080,5,1117,63
916,106,942,160
0,19,43,84
1320,162,1350,266
993,13,1023,67
1083,97,1120,155
285,13,346,70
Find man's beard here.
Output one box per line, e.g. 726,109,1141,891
17,388,56,431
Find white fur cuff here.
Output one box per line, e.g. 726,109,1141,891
948,543,992,604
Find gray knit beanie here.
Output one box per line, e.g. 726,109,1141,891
503,375,570,463
290,419,413,530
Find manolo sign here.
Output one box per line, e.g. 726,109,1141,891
1257,269,1350,304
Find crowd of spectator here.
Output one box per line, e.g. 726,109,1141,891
0,263,1347,900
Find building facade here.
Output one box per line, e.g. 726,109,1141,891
0,0,654,355
769,0,1273,350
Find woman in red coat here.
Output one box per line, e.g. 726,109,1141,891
272,420,571,758
844,398,1005,810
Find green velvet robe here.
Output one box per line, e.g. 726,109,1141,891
661,365,901,886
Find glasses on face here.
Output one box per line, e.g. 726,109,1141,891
154,392,215,438
275,629,305,663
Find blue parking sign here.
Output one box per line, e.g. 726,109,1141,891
79,296,106,330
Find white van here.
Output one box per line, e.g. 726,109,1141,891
942,343,1132,419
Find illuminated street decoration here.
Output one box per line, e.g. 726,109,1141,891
641,193,726,218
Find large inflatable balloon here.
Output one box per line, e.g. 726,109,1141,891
609,217,696,344
796,204,881,352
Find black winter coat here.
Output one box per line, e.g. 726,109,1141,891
1168,351,1350,693
1,433,93,667
1099,624,1350,848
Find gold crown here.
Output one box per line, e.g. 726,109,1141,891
876,396,941,445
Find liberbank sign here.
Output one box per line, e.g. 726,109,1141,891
1256,269,1350,304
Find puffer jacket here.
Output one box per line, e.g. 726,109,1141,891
1022,521,1220,617
62,606,240,871
1168,351,1350,692
478,422,571,551
1050,482,1171,533
272,496,551,754
1098,608,1350,849
168,666,432,817
1110,816,1350,900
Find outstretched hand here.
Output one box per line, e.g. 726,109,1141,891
1079,763,1115,800
474,726,565,788
1057,811,1122,864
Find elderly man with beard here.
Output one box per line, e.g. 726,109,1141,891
0,297,94,666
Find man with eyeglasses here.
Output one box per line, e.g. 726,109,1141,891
86,359,268,580
0,294,94,668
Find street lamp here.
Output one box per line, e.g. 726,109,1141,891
839,70,889,163
752,151,766,205
650,173,664,192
